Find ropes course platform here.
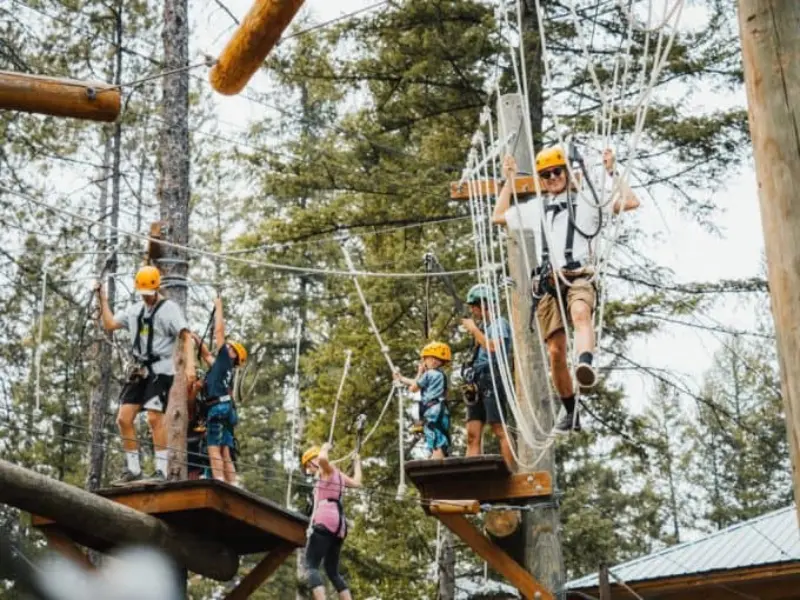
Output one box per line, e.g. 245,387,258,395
32,479,307,555
26,478,308,599
405,455,552,506
405,456,554,600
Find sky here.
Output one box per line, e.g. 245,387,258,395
191,0,769,413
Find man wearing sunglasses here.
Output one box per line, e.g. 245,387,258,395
491,146,640,433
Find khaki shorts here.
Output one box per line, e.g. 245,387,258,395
535,277,596,341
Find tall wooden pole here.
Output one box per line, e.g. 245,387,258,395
498,93,564,597
161,0,191,478
599,563,611,600
737,1,800,526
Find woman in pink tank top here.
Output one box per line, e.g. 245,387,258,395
301,442,362,600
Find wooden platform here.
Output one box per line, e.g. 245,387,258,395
405,455,554,600
405,455,552,505
32,479,308,556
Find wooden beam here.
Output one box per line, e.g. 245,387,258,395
210,0,306,96
415,471,551,503
207,486,307,546
224,544,295,600
43,528,94,571
429,500,480,515
449,176,540,200
436,513,552,600
569,561,800,599
0,70,120,123
0,459,239,581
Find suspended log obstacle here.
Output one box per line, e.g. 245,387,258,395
405,456,553,600
0,71,121,122
0,459,308,597
209,0,306,96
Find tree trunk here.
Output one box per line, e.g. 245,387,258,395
166,337,189,481
160,0,191,478
158,0,190,311
437,525,456,600
87,4,123,492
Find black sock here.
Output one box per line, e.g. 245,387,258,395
578,352,593,365
561,395,576,414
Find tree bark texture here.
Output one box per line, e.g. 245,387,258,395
87,5,123,492
159,0,190,311
736,0,800,526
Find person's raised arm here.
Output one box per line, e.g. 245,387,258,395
94,283,125,331
491,155,518,226
461,318,498,352
318,442,335,477
342,453,363,488
213,297,225,349
392,360,425,392
191,332,215,368
604,149,641,214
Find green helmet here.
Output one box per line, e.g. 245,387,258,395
466,283,493,305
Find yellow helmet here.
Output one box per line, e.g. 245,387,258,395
134,266,161,296
535,147,567,173
301,446,320,468
228,341,248,365
421,341,452,363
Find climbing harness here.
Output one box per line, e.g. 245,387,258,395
130,298,167,377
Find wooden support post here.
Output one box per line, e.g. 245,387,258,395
224,544,295,600
210,0,306,96
436,514,552,600
0,459,239,580
737,1,800,526
43,529,95,570
497,93,564,596
0,71,121,122
599,563,611,600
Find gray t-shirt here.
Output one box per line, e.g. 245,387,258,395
114,298,188,375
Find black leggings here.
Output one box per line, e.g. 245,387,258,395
305,527,348,593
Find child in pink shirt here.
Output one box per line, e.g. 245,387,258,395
301,442,363,600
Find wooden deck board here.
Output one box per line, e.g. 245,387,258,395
32,479,308,556
405,455,552,503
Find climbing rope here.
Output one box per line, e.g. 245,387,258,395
328,350,353,445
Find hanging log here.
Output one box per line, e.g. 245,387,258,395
0,71,121,122
0,459,239,581
209,0,306,96
429,500,480,515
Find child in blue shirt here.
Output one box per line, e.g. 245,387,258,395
191,297,247,485
394,342,452,459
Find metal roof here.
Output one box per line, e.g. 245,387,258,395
568,505,800,590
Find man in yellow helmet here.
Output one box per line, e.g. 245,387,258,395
492,147,640,434
96,265,192,484
393,341,452,459
191,296,247,486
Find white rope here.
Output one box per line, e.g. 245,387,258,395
285,317,304,509
0,186,485,280
339,243,407,497
331,385,397,466
328,350,353,445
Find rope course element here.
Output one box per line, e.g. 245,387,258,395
0,186,483,279
328,350,353,445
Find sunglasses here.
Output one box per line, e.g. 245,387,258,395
540,167,564,180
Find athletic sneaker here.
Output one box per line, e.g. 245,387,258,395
575,362,598,388
111,469,142,486
553,411,581,435
147,469,166,482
